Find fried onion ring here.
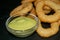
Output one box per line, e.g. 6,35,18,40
34,0,42,7
50,0,60,5
36,1,60,23
34,0,51,14
10,3,33,17
58,20,60,25
30,7,36,15
21,0,35,4
43,5,51,14
36,21,59,37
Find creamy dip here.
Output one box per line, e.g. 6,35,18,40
8,17,37,30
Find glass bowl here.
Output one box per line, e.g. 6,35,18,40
5,14,39,37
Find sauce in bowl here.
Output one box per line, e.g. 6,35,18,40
8,17,37,30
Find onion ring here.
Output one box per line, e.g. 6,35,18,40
10,3,33,17
30,7,36,15
27,7,36,19
34,0,42,7
36,21,59,37
43,5,51,14
36,1,60,23
34,0,51,14
50,0,60,5
58,20,60,25
21,0,35,4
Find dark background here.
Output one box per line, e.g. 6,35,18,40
0,0,60,40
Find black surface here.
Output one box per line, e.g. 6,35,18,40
0,0,60,40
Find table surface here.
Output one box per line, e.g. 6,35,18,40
0,0,60,40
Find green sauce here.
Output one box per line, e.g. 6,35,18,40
8,17,37,30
